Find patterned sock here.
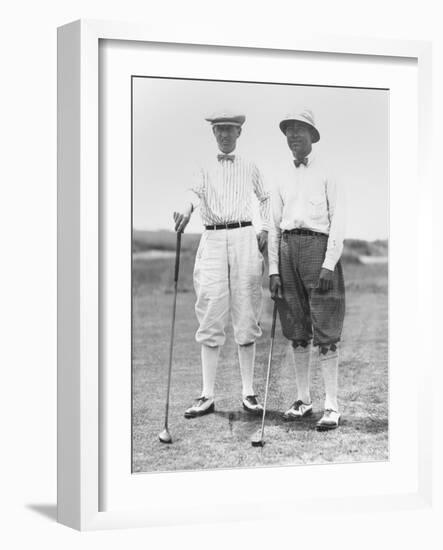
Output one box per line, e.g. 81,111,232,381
201,344,219,399
291,344,312,404
238,342,256,397
320,347,339,412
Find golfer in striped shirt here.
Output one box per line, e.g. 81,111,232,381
268,109,346,431
173,111,271,418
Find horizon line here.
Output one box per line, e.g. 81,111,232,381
133,227,389,242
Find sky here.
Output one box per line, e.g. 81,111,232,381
132,77,389,240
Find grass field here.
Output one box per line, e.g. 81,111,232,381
132,246,388,473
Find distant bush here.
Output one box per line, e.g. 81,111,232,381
341,252,362,265
132,231,388,262
133,230,200,253
344,239,388,257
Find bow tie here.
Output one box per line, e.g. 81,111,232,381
218,154,235,163
294,158,308,168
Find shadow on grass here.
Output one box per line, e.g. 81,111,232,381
214,408,317,430
214,409,284,423
278,413,388,434
277,413,320,432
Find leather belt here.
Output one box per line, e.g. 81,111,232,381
205,221,252,230
283,228,327,237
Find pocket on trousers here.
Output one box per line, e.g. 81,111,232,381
196,232,209,261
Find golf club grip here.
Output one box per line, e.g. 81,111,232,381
270,300,278,338
174,231,182,282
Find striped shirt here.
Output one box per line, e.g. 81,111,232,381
268,154,346,274
187,153,270,231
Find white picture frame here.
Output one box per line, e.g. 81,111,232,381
57,19,433,531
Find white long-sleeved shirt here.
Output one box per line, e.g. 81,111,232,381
187,153,270,231
268,154,346,275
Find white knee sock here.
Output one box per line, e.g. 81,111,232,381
238,343,256,397
320,348,339,412
201,344,219,399
291,344,312,404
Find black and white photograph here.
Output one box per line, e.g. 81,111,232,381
131,76,389,473
4,0,439,542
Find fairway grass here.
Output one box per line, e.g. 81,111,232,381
132,256,388,473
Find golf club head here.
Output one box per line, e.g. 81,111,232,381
251,439,265,447
159,428,172,444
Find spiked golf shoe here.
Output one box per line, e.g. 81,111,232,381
316,409,340,431
184,396,215,418
282,399,313,421
242,395,263,414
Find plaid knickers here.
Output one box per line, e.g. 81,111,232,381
276,232,345,348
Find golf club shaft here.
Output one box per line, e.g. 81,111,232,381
163,231,182,430
258,301,278,443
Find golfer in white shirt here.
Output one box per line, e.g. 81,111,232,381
173,111,270,418
268,109,346,431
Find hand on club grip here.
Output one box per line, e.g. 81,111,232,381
173,208,191,233
269,274,283,300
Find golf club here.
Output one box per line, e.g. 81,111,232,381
251,300,278,448
159,231,182,444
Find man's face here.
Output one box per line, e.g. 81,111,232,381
213,124,241,154
285,121,313,159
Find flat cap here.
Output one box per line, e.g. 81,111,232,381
279,109,320,143
205,110,246,127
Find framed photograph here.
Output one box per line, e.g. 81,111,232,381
57,19,433,530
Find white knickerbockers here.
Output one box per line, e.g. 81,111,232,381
193,226,264,347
